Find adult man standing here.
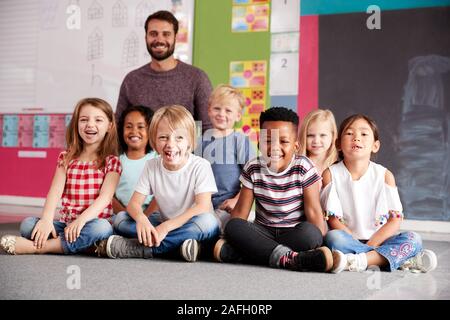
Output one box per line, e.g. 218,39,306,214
116,10,213,131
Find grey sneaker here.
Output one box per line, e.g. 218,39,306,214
180,239,200,262
400,249,438,273
106,235,153,259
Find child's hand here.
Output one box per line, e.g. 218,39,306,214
155,223,169,246
31,219,57,249
64,218,87,244
219,197,238,213
136,216,159,247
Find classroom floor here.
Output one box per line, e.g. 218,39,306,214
0,205,449,300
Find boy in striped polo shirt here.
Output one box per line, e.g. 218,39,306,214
214,107,336,272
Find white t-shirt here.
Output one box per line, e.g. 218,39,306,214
135,153,218,221
320,161,403,240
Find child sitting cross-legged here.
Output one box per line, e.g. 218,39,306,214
96,105,220,262
213,107,337,273
323,114,438,273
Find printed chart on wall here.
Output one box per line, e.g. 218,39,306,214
0,0,194,116
1,113,72,149
231,0,270,32
230,60,267,146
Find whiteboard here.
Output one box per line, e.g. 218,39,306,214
0,0,194,114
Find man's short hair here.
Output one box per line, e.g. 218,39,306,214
145,10,179,35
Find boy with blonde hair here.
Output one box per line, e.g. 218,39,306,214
201,84,256,232
96,105,219,262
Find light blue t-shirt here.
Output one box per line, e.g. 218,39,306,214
115,152,157,209
202,131,256,209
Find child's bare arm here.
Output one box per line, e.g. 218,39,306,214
40,165,66,221
327,216,353,235
112,197,126,213
143,198,159,216
218,191,241,213
367,216,402,247
303,181,326,235
127,191,147,220
32,165,66,249
230,186,254,220
127,191,159,247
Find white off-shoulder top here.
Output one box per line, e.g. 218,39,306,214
320,161,403,240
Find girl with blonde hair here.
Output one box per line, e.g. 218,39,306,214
298,109,338,175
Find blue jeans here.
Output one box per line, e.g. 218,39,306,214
324,229,423,271
20,217,113,254
113,211,220,256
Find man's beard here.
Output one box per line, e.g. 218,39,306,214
147,41,176,61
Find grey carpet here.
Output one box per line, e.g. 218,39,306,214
0,223,449,300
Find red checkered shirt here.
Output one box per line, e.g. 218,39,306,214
56,151,122,224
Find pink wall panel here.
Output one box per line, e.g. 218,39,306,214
298,15,319,119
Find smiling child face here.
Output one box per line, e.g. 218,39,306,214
259,121,299,173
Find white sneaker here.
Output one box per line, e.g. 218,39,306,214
0,235,17,255
400,249,438,273
346,253,368,272
330,251,368,273
331,250,347,274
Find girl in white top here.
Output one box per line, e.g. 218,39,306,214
322,114,437,273
298,109,338,176
97,105,219,262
